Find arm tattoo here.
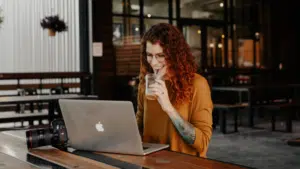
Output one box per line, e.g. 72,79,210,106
169,111,196,144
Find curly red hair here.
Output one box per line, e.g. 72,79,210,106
139,23,197,106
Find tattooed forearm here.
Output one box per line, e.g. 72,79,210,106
168,111,196,144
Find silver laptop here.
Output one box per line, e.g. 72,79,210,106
58,99,169,155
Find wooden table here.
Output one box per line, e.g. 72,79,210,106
0,130,254,169
212,86,251,104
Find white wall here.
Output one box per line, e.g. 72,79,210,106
0,0,80,73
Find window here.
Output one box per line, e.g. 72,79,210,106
180,0,224,20
113,0,123,14
113,0,139,16
144,19,169,32
113,17,140,45
144,0,169,17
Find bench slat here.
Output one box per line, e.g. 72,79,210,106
0,83,80,91
214,103,249,109
0,112,51,123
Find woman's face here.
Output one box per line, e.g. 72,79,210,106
146,41,167,76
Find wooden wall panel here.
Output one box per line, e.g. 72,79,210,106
115,45,140,76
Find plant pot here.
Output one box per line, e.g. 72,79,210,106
48,29,56,36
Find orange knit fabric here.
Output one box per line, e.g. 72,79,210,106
136,73,213,157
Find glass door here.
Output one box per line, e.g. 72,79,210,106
182,24,224,69
183,25,202,68
207,26,224,68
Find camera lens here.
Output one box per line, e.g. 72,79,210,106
25,119,68,149
26,128,53,149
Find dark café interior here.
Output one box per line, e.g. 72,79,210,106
0,0,299,168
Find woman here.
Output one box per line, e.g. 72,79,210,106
136,23,213,158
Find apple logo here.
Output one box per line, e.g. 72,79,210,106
95,121,104,132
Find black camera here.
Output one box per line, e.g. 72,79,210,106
26,119,68,149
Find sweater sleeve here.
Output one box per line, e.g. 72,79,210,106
136,86,144,135
190,76,213,155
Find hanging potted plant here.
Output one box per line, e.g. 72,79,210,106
40,15,67,36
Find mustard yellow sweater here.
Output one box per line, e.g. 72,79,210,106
136,73,213,157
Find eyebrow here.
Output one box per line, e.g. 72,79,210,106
146,52,165,55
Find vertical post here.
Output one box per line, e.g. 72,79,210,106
201,26,208,69
230,0,236,68
139,0,144,37
123,0,127,39
253,37,257,68
79,0,89,73
175,0,182,31
92,0,114,99
286,109,292,133
234,109,238,132
220,110,227,134
224,0,229,68
79,0,91,95
168,0,173,24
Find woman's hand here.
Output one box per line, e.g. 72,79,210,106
149,79,175,113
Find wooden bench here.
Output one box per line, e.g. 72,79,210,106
212,88,249,134
0,95,98,129
0,72,91,112
0,72,91,128
0,111,53,126
0,83,80,92
214,103,249,134
248,86,298,132
0,72,90,94
287,138,300,146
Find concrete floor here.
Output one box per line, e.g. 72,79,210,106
208,122,300,169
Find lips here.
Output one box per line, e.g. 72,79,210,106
153,68,161,73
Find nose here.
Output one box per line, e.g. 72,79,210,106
150,56,159,66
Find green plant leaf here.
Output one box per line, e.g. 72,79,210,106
40,14,68,32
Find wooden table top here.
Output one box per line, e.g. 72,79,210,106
0,130,254,169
